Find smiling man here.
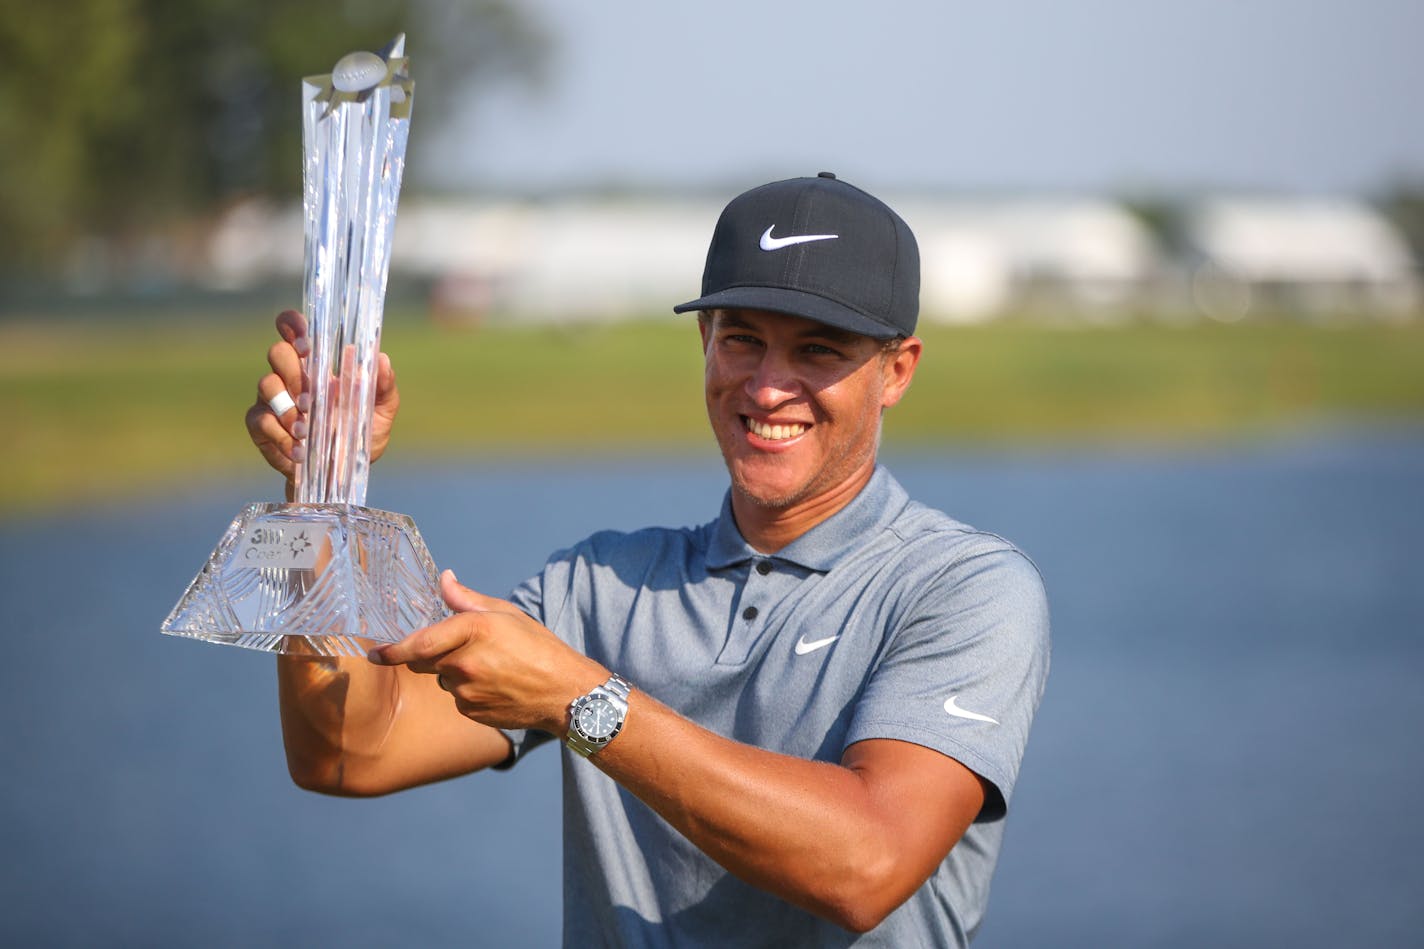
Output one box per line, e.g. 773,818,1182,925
250,172,1050,946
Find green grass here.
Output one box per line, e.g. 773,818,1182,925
3,311,1422,515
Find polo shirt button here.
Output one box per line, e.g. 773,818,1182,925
742,606,759,621
756,561,772,575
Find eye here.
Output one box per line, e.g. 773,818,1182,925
803,343,843,357
722,333,762,348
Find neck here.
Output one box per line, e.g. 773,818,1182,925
731,462,877,554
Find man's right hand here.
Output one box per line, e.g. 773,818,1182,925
244,309,401,494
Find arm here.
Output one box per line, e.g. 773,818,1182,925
277,652,513,796
593,694,985,933
373,574,987,932
247,310,509,795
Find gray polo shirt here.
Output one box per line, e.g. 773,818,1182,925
504,466,1050,947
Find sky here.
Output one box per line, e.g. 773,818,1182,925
419,0,1424,198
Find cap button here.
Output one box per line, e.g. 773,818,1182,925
817,171,837,179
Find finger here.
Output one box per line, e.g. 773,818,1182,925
257,372,304,436
368,614,471,667
246,400,298,459
370,352,400,463
244,403,297,479
266,340,305,402
375,352,399,407
270,312,310,412
341,342,357,380
275,309,310,357
406,657,444,677
440,569,516,614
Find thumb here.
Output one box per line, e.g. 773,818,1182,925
376,352,397,398
440,568,511,614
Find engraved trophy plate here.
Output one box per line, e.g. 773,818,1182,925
163,36,448,657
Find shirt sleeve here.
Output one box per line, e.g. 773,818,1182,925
496,549,582,767
844,545,1050,821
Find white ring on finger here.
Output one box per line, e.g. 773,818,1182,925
267,389,297,417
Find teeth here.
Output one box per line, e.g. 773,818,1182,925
745,417,807,441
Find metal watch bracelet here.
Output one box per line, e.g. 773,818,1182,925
565,674,632,758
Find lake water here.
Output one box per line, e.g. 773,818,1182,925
2,429,1421,947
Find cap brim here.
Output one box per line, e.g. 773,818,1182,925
673,287,904,339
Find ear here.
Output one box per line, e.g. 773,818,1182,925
880,336,922,409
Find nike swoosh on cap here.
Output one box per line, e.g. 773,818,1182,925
794,633,839,656
943,695,999,725
760,226,839,252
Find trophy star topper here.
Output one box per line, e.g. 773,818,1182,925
162,37,448,657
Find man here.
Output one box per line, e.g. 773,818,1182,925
248,172,1050,946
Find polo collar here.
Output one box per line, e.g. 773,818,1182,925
705,466,910,572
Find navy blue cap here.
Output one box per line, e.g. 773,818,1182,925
674,172,919,339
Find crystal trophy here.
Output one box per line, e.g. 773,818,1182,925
163,36,448,657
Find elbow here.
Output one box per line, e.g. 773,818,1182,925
825,907,888,937
286,758,345,796
284,741,338,794
809,851,906,935
821,891,895,936
286,755,390,798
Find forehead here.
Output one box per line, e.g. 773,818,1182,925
710,309,869,347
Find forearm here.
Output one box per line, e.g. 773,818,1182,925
278,648,515,796
277,653,401,793
590,691,965,932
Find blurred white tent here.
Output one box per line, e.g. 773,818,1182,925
204,200,303,291
399,199,719,323
1183,197,1419,321
898,197,1160,323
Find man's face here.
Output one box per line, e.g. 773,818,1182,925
700,308,920,513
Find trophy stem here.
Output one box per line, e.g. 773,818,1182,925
162,40,441,655
296,41,412,506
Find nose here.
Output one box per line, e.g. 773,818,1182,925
744,350,800,408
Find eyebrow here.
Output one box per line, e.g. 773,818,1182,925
718,313,863,347
804,326,863,346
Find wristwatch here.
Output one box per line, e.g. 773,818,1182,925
566,674,632,757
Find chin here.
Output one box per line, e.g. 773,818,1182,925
729,468,811,510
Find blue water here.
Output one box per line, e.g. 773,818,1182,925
2,430,1422,947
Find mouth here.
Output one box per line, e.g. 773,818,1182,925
743,416,809,442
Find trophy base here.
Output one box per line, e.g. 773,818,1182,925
162,503,450,657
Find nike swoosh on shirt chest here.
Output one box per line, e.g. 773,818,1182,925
794,634,840,655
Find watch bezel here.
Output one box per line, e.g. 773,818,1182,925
566,675,631,757
574,696,620,740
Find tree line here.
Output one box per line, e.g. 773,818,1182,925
0,0,547,279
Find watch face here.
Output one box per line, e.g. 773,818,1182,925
576,697,620,741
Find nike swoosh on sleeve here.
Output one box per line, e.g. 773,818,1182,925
943,695,999,724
